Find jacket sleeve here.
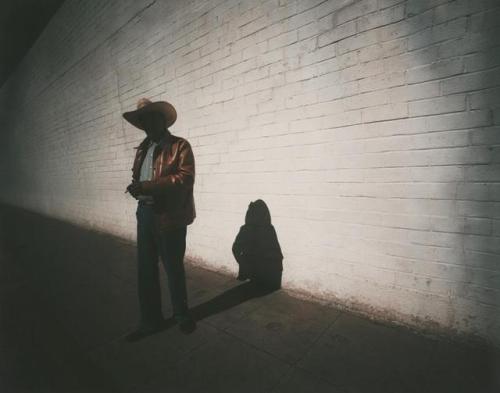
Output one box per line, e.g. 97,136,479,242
141,140,195,195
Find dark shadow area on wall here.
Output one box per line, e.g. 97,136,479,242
441,2,500,346
466,5,500,347
232,199,284,291
399,0,500,348
0,64,19,205
0,0,65,88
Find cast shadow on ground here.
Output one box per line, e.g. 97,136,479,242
126,281,279,341
142,199,285,337
190,280,278,321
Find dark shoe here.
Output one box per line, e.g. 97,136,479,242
174,313,197,334
124,320,166,342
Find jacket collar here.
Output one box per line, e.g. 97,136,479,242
156,129,173,148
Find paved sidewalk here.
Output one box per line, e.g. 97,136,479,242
0,203,498,393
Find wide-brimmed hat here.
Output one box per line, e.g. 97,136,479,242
122,98,177,130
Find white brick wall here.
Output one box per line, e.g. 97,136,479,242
1,0,499,347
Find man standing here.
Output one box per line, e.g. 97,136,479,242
123,98,196,341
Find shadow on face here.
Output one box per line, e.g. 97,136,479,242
139,111,166,141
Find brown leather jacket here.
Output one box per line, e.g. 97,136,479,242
131,130,196,230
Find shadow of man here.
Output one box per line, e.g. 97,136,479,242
189,199,284,323
190,280,276,322
231,199,283,290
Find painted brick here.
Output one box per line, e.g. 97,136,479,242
442,67,500,95
409,94,466,117
1,0,499,348
406,58,464,84
318,20,357,47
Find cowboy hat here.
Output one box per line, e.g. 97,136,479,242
122,98,177,130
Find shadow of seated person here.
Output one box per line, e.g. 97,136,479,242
232,199,283,290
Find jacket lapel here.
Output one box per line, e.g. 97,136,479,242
132,131,173,180
153,131,173,176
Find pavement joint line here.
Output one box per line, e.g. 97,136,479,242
78,280,271,352
267,365,296,393
269,363,344,393
203,318,297,367
267,310,347,393
296,310,344,360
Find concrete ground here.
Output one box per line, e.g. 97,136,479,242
0,203,498,393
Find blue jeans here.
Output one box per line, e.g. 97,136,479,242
135,201,189,326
